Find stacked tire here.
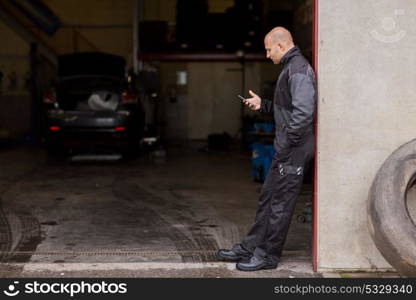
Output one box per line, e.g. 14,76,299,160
368,139,416,277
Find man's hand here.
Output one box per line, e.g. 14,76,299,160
243,90,261,111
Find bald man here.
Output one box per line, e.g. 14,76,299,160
218,27,316,271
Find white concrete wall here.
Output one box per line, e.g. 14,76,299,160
317,0,416,271
187,62,242,140
159,61,271,141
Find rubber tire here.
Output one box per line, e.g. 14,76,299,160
368,138,416,277
46,142,66,159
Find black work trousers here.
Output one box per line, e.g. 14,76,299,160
239,131,315,264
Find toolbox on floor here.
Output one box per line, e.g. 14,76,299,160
251,142,275,182
253,122,274,134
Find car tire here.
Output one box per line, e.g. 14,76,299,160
46,142,66,159
368,138,416,277
122,137,142,159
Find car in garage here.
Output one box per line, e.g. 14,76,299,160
43,52,145,158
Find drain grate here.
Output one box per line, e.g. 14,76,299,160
0,249,219,256
0,249,309,257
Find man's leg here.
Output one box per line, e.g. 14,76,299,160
218,162,279,261
239,159,282,253
238,133,314,270
252,170,305,264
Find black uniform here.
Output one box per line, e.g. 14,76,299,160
236,46,316,265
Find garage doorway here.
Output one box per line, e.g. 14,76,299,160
0,0,317,277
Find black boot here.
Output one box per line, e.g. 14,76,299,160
217,244,251,262
236,256,278,271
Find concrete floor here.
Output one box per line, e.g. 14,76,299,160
0,144,317,277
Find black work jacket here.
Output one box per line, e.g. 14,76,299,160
260,46,317,152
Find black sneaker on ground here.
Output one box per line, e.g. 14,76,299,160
217,244,251,262
236,255,278,271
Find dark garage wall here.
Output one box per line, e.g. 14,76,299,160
0,19,31,139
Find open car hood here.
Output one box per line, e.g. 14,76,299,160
58,52,126,79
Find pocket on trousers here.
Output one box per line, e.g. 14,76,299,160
274,147,292,163
290,147,306,166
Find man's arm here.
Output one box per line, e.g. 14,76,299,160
286,72,316,146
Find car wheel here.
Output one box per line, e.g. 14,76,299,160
368,138,416,277
46,142,66,159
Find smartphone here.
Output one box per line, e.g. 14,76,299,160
237,95,246,101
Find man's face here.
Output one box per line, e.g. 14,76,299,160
264,37,284,64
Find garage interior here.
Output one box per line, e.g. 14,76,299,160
0,0,316,277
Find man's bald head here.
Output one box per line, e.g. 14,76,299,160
265,27,294,47
264,27,295,64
